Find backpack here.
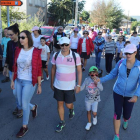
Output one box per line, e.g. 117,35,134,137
54,51,77,68
54,32,65,37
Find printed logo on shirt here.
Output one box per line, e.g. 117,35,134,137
67,58,72,62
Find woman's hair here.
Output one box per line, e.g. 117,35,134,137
8,23,20,35
98,31,102,35
83,30,89,35
19,30,33,48
40,37,46,41
124,41,130,46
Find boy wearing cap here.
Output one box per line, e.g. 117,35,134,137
51,37,82,132
80,66,103,130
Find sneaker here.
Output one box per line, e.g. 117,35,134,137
46,75,49,80
41,78,44,82
69,109,75,119
82,67,85,72
93,116,97,125
123,121,128,130
85,122,92,130
1,77,10,83
16,127,28,138
113,135,119,140
13,107,18,115
55,121,66,132
31,104,38,118
17,110,23,118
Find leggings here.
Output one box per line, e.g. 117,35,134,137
113,92,134,120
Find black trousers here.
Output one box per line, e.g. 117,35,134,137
116,53,120,63
105,53,114,73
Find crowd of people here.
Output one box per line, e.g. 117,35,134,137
0,23,140,140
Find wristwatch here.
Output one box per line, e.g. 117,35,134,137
77,85,81,87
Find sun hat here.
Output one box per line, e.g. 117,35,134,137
31,26,39,32
57,37,70,45
124,44,137,54
89,66,98,73
74,28,79,32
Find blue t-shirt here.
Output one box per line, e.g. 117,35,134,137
1,37,11,57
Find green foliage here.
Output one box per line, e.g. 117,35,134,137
131,21,140,31
1,6,27,24
80,11,90,21
88,22,95,27
130,17,137,22
19,16,44,32
48,0,85,26
90,0,124,29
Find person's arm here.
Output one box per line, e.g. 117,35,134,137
46,52,50,65
119,50,123,58
97,82,103,91
51,65,56,90
75,65,82,93
115,47,118,57
80,78,87,91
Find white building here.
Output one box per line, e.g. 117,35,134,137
19,0,47,22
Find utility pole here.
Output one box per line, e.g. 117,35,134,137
7,6,10,27
0,5,2,43
75,0,78,26
126,11,129,34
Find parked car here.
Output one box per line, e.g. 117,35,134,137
40,26,56,52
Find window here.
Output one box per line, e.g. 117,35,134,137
29,0,32,4
42,1,45,7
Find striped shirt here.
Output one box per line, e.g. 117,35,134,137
104,41,116,54
51,50,81,90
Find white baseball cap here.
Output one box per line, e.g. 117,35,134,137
57,37,70,45
31,26,39,32
124,44,137,54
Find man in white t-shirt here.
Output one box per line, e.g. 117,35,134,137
79,26,85,37
38,37,50,81
129,32,140,47
51,37,82,132
94,25,99,34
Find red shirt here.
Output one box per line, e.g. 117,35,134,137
77,37,94,55
13,47,42,86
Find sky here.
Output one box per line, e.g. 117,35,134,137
83,0,140,16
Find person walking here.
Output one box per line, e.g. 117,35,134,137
89,28,97,42
93,32,105,69
129,31,140,47
31,26,42,48
38,37,50,81
102,29,108,42
115,36,125,63
1,28,11,83
70,28,80,53
51,37,82,132
11,30,42,138
98,44,140,140
3,23,21,116
104,35,116,74
77,30,94,72
80,66,103,130
53,26,66,52
79,26,85,38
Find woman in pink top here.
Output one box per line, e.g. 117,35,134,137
89,28,97,41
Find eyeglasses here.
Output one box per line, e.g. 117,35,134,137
90,74,98,77
83,33,88,34
119,38,123,39
124,52,134,55
98,34,102,35
60,44,69,47
74,31,78,33
108,38,112,39
8,34,14,37
58,29,63,31
19,36,27,40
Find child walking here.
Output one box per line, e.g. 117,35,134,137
39,37,50,82
80,66,103,130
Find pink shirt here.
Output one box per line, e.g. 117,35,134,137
89,31,97,41
51,50,81,90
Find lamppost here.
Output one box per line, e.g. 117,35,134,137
72,0,76,24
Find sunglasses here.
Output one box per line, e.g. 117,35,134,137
58,29,63,31
8,34,14,37
19,36,27,40
98,34,102,35
83,33,88,34
60,44,69,47
74,31,78,33
90,74,98,77
125,52,134,55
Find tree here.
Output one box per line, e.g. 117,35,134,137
131,21,140,31
48,0,85,25
90,0,124,29
80,11,90,21
1,6,27,24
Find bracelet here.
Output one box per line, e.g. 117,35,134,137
38,84,41,87
77,85,81,87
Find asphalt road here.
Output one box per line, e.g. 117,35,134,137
0,55,140,140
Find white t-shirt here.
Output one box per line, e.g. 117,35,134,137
129,36,140,46
70,32,81,38
94,29,99,34
79,30,83,37
17,47,34,81
32,34,42,48
121,48,126,58
38,45,50,61
82,38,87,52
70,37,79,49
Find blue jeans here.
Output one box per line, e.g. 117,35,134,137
95,50,102,69
16,79,36,125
